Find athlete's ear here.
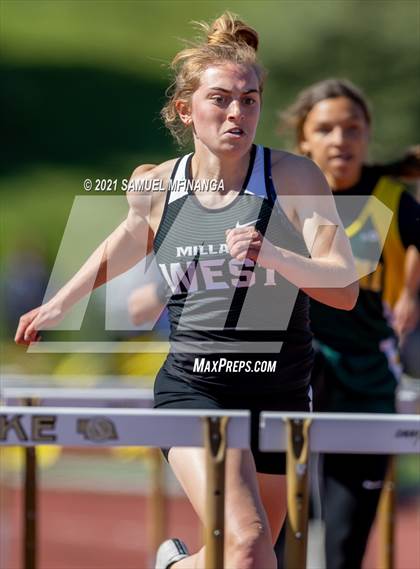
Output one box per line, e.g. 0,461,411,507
175,100,192,126
299,140,311,157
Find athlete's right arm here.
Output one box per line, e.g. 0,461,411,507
15,164,163,345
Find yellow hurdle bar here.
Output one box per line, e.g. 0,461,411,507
203,416,229,569
284,418,312,569
378,457,396,569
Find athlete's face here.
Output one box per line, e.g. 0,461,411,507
179,63,261,155
300,97,370,190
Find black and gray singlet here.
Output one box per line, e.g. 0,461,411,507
153,144,314,393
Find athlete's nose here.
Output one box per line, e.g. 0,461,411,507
227,99,243,121
330,126,346,145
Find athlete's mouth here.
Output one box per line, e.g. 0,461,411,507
330,152,354,162
225,127,245,136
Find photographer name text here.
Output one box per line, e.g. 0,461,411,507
83,178,225,193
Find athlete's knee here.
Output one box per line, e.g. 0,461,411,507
226,521,276,569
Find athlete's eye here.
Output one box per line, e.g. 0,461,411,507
243,97,257,106
211,95,226,105
345,125,362,135
315,125,331,135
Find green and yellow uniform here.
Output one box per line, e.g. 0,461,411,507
308,165,419,569
310,165,420,412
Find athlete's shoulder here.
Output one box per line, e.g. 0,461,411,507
270,148,321,174
130,158,179,184
269,149,330,196
126,158,180,214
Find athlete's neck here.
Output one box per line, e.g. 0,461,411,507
190,144,253,194
326,165,363,192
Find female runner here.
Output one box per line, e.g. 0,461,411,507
280,78,420,569
15,14,358,569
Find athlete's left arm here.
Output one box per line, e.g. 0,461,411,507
265,154,359,309
393,246,420,338
398,191,420,251
393,192,420,337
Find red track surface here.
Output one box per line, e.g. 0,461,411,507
1,486,419,569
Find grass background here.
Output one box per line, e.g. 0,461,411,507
1,0,419,367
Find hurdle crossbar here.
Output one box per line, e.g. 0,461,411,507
260,411,419,454
0,406,250,448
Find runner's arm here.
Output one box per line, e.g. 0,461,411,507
226,154,359,310
15,164,157,344
274,155,358,309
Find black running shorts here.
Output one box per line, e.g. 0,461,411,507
153,368,311,474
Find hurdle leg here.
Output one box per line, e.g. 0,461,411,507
147,447,167,565
378,456,396,569
202,416,229,569
23,398,37,569
284,418,311,569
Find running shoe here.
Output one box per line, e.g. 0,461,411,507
155,538,190,569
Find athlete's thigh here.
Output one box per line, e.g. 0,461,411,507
168,447,272,536
257,473,287,544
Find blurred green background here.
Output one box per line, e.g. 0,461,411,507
1,0,419,374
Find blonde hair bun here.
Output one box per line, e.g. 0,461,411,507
201,12,259,52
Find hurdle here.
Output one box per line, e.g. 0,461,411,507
1,405,418,569
259,411,420,569
1,386,158,569
0,406,250,569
